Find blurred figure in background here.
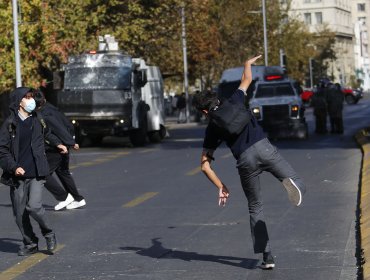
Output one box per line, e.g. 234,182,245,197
176,92,187,123
312,81,328,134
327,83,344,134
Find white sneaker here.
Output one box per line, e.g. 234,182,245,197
282,178,302,206
66,199,86,210
54,193,74,211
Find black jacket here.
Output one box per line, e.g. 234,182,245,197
38,102,76,150
327,87,344,118
0,87,62,179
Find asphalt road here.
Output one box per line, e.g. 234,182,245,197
1,94,369,280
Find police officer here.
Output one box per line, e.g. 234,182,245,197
327,83,344,134
0,87,67,255
34,90,86,211
312,81,328,134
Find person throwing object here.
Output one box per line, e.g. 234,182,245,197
192,55,306,269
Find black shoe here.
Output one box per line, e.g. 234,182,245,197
260,252,275,269
18,244,38,256
45,233,57,253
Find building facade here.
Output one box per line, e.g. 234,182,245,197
288,0,356,87
352,0,370,90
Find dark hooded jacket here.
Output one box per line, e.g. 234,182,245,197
37,102,76,151
0,87,62,181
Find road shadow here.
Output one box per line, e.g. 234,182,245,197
44,204,57,211
0,238,21,253
120,238,259,270
0,203,12,208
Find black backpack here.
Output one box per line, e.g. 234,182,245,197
209,99,251,135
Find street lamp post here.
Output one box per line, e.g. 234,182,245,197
249,1,268,66
12,0,22,87
181,5,190,123
309,58,313,88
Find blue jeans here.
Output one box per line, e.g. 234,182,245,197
236,138,305,253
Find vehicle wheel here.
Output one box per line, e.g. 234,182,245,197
90,135,104,146
345,95,355,104
130,129,147,146
148,131,162,143
147,125,167,143
159,125,167,139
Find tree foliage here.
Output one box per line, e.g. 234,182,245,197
0,0,337,94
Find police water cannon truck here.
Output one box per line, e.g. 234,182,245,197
218,65,308,139
49,35,166,146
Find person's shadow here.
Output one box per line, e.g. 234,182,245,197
0,238,22,253
0,203,12,208
120,238,259,269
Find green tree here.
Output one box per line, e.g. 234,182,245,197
0,0,337,94
311,26,337,84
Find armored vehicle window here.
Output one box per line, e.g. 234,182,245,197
275,84,295,96
64,66,131,90
64,53,132,91
255,82,295,98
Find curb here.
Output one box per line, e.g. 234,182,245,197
355,128,370,279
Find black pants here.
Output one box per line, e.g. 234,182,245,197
315,113,328,134
45,151,84,202
329,116,343,133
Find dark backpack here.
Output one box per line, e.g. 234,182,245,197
209,99,251,135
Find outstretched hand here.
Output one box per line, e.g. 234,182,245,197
218,186,230,207
246,55,262,65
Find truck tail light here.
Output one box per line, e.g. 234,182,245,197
265,75,283,81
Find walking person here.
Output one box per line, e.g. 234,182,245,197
0,87,67,256
192,55,306,269
327,83,344,134
176,92,187,123
34,90,86,210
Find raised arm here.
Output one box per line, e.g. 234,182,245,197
239,55,262,92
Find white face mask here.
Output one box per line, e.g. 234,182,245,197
23,98,36,113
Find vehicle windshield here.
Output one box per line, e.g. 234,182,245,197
64,53,132,90
64,67,131,90
255,82,295,98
